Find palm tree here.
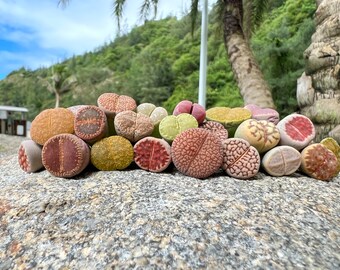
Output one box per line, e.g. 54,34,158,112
59,0,275,108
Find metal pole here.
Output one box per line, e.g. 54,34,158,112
198,0,208,109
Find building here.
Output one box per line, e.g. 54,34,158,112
0,105,29,137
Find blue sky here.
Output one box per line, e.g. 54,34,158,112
0,0,193,80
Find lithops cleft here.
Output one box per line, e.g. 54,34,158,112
173,100,206,124
18,140,44,173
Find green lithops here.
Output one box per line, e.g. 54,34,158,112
91,136,134,171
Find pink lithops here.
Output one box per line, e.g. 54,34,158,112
134,137,172,172
97,93,137,117
261,146,301,176
234,119,280,154
222,138,260,179
277,113,315,150
199,121,228,143
244,104,280,124
171,128,223,179
18,140,43,173
173,100,206,124
114,110,154,142
42,134,90,178
300,143,339,181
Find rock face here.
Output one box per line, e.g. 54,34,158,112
297,0,340,142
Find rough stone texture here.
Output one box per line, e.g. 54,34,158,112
1,134,340,269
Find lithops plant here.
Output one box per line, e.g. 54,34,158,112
244,104,280,124
114,111,154,143
199,121,228,143
67,105,87,116
91,136,134,171
205,107,252,137
97,93,137,117
173,100,206,124
30,108,75,146
42,134,90,178
18,140,43,173
234,119,280,154
222,138,260,179
134,137,172,172
74,105,108,144
159,113,198,143
261,146,301,176
300,143,339,181
276,113,315,150
320,137,340,176
171,128,223,179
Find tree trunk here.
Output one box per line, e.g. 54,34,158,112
222,1,275,109
55,91,60,108
297,0,340,142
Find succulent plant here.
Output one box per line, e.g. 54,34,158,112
222,138,260,179
244,104,280,124
67,105,87,116
320,137,340,176
97,93,137,117
199,121,228,143
134,137,172,172
42,134,90,178
173,100,206,124
18,140,43,173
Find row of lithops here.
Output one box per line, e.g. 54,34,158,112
18,94,340,181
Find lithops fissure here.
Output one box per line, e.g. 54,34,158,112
42,134,90,178
173,100,206,124
18,140,43,173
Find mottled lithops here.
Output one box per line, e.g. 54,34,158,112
134,137,172,172
277,113,315,150
18,140,43,173
97,93,137,117
222,138,260,179
206,107,252,136
173,100,206,124
30,108,75,146
42,134,90,178
244,104,280,124
114,111,154,143
261,146,301,176
199,121,228,143
159,113,198,143
300,143,339,181
74,105,108,144
234,119,280,154
67,105,87,116
320,137,340,176
171,128,223,179
91,136,134,171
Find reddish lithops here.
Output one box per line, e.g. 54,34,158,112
277,113,315,150
173,100,206,124
74,105,108,144
18,140,43,173
199,121,228,143
261,146,301,176
114,111,154,143
97,93,137,117
171,128,223,179
42,134,90,178
234,119,280,154
134,137,172,172
222,138,260,179
244,104,280,124
300,143,339,181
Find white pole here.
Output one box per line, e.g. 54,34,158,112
198,0,208,109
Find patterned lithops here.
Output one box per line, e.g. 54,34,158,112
159,113,198,143
234,119,280,154
134,137,172,172
300,143,339,181
261,146,301,176
222,138,260,179
30,108,75,146
320,137,340,176
114,111,154,143
97,93,137,117
244,104,280,124
171,128,223,179
91,136,134,171
277,113,315,150
199,121,228,143
42,134,90,178
173,100,206,124
18,140,43,173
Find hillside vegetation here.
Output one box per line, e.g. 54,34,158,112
0,0,315,121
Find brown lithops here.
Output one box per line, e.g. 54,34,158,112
30,108,75,146
134,137,172,172
18,140,43,173
171,128,223,179
114,111,154,143
42,134,90,178
97,93,137,117
320,137,340,176
222,138,260,179
199,121,228,143
74,105,108,144
300,143,339,181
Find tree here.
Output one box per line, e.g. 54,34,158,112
58,0,275,108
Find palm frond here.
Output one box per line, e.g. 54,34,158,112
139,0,159,22
243,0,269,39
57,0,70,8
113,0,126,29
189,0,200,36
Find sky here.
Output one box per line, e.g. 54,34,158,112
0,0,196,80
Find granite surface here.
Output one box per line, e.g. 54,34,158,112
0,135,339,269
